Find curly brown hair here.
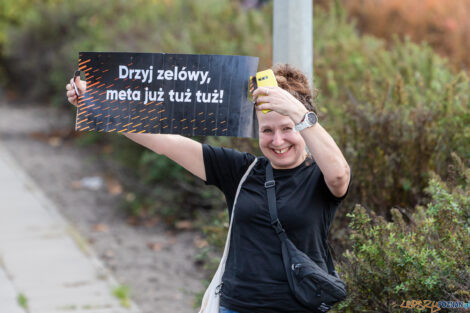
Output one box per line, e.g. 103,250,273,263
273,64,317,113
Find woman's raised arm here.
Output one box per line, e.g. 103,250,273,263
123,133,205,181
66,77,206,181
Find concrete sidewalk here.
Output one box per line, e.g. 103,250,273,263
0,142,141,313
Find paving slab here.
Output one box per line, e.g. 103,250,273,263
0,141,141,313
0,267,26,313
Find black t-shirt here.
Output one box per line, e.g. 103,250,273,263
203,144,350,313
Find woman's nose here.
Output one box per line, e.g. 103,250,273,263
272,131,284,146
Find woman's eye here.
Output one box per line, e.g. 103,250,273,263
263,129,272,133
283,127,292,131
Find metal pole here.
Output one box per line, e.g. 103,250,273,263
273,0,313,88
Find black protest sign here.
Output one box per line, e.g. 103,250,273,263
75,52,259,138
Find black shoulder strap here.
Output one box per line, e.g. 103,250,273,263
265,161,337,276
265,161,288,242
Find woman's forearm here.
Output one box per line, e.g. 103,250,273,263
300,123,350,197
123,133,177,155
122,133,206,180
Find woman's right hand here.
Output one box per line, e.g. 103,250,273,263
65,76,87,107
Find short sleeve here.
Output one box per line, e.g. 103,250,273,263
202,144,255,197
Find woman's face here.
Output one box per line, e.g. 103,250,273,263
257,110,307,169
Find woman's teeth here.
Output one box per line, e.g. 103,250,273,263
274,147,290,154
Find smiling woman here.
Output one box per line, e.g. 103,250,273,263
65,63,351,313
253,64,350,198
257,112,307,170
198,64,351,313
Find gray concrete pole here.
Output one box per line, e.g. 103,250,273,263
273,0,313,88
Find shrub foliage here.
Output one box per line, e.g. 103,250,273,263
314,4,469,219
338,153,469,312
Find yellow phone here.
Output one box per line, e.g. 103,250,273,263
250,69,277,114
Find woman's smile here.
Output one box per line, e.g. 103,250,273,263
272,145,292,156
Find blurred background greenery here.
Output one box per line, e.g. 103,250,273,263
1,0,468,311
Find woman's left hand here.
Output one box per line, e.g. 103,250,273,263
253,86,308,124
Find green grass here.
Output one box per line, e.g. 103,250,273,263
17,293,28,310
112,284,131,308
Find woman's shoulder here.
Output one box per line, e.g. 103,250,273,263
203,143,257,171
203,143,254,157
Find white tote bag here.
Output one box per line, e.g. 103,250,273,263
198,158,258,313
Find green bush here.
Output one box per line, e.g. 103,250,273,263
314,3,470,221
2,1,95,101
337,153,469,312
0,0,49,84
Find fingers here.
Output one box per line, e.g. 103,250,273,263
66,79,78,97
73,76,81,92
67,95,77,107
66,78,78,107
66,89,76,98
67,96,77,104
255,95,270,104
255,103,268,111
66,73,89,107
74,76,86,93
252,86,274,98
255,104,273,115
66,77,86,94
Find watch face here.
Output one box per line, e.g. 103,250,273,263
307,112,318,125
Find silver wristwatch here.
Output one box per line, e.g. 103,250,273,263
294,111,318,132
